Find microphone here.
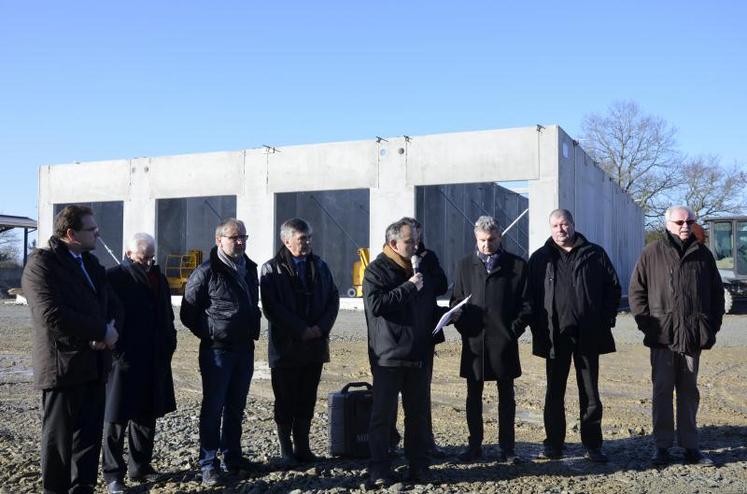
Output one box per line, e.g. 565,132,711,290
411,255,421,274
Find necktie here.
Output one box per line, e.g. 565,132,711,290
75,256,96,291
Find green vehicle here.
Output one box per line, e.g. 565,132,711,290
707,216,747,313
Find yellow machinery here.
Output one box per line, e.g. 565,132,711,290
165,249,203,295
348,247,370,298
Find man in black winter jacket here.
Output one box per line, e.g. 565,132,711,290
527,209,621,463
363,219,448,485
260,218,339,466
22,205,121,494
629,205,723,467
180,218,261,486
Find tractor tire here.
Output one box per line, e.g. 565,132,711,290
724,288,733,314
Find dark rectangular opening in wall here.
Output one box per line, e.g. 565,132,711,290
156,195,237,293
275,189,370,297
415,182,528,296
53,201,124,269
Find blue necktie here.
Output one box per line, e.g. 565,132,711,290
75,256,96,291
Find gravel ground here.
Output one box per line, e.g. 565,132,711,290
0,303,746,493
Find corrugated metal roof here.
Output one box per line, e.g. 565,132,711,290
0,215,37,229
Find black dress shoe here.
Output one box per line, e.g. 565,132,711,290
651,447,670,466
428,445,447,459
368,472,395,488
407,465,429,483
128,465,161,482
538,444,563,460
106,480,126,494
458,446,483,462
684,449,715,466
585,448,609,463
497,448,517,463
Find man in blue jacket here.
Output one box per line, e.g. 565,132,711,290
180,218,261,486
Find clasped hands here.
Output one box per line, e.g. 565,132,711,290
89,319,118,351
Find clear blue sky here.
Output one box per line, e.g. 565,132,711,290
1,0,745,222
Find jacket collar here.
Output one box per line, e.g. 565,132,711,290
208,246,256,273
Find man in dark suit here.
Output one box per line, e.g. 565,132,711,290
527,209,621,463
451,215,528,463
102,233,177,492
22,205,120,494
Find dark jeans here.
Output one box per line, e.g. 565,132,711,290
198,345,254,471
369,364,429,477
40,381,106,494
466,378,515,452
544,350,602,450
102,417,156,482
271,363,323,425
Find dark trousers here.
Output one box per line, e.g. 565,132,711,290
271,362,323,425
102,417,156,482
40,381,106,494
544,350,602,449
198,346,254,471
391,347,437,448
466,378,515,452
650,348,700,449
369,364,429,476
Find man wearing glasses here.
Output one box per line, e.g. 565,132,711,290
22,205,120,494
180,218,261,486
629,205,724,467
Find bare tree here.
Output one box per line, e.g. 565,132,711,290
677,155,747,219
0,230,19,263
581,100,681,224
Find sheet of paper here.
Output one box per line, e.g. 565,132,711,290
433,294,471,335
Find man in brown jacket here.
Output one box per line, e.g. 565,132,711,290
629,205,724,467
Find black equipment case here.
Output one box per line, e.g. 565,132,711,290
328,382,373,458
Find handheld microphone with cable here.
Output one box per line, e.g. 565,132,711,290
411,255,421,274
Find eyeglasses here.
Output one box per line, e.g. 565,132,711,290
222,235,248,242
669,220,695,226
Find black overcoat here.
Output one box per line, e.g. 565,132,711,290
451,251,528,380
105,260,177,422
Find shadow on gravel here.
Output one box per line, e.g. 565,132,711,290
115,426,747,492
421,425,747,484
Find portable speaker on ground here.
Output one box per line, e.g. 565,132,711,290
328,381,373,458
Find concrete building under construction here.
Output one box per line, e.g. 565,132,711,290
37,125,644,296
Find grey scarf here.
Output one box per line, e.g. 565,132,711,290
217,247,251,297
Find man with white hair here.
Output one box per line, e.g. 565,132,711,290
180,218,261,487
101,233,177,493
629,206,724,466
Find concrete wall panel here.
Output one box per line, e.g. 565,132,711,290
148,151,244,199
44,161,130,204
266,141,378,192
406,127,540,186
